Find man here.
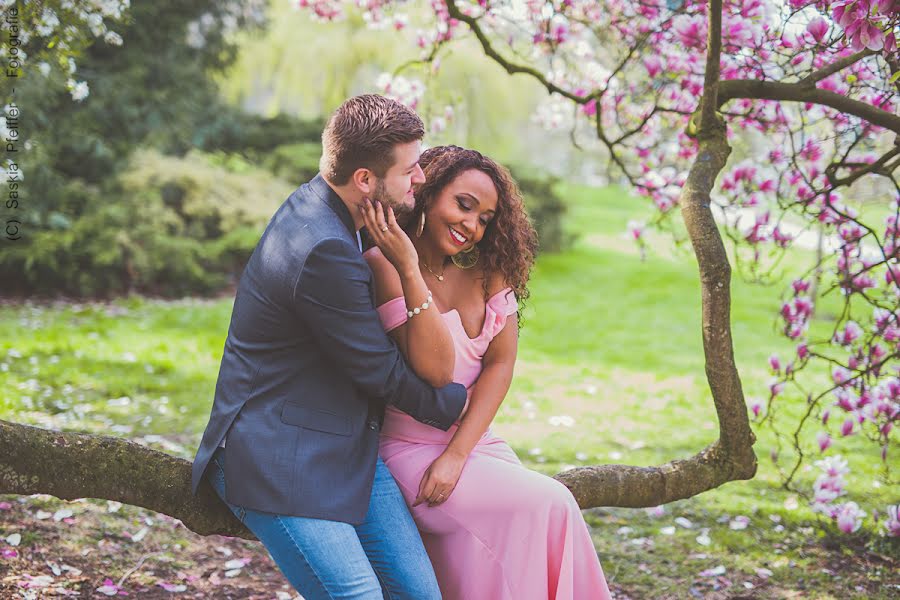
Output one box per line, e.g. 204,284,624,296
191,95,467,599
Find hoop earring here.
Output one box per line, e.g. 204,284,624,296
416,211,426,238
451,245,480,269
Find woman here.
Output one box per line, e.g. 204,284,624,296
360,145,612,600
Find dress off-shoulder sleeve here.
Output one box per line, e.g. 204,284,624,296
375,296,409,333
484,288,518,339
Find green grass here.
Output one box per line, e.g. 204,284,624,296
1,182,897,598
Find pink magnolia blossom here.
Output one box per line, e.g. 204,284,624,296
628,220,645,241
751,401,763,418
884,505,900,537
673,14,707,49
833,321,863,346
807,17,829,43
812,455,850,516
834,389,858,412
817,431,833,452
773,227,793,248
835,501,865,533
644,55,663,78
854,21,886,51
832,366,852,386
841,417,855,436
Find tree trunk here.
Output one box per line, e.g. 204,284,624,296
556,127,757,507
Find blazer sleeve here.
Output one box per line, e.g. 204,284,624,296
293,237,466,430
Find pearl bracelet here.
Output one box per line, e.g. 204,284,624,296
407,291,433,318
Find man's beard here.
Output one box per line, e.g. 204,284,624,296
371,178,415,227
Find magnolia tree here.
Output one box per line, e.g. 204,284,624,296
296,0,899,536
1,0,897,541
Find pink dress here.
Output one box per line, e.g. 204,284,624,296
375,288,612,600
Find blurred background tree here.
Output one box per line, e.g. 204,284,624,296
1,0,571,297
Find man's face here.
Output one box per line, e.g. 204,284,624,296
370,140,425,217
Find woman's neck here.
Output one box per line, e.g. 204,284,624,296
413,236,447,276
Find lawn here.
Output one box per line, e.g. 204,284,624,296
0,183,897,599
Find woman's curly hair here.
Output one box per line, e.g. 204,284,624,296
410,145,538,311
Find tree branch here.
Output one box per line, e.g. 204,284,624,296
443,0,587,104
718,80,900,134
699,0,724,131
0,419,253,539
800,48,876,86
826,146,900,188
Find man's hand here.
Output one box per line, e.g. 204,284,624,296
413,448,467,508
360,199,418,276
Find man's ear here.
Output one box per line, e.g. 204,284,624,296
351,168,372,196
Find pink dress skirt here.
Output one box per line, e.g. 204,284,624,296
375,287,612,600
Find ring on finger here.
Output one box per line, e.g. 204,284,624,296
380,226,389,232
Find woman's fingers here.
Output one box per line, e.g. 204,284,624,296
373,201,389,233
386,205,399,230
414,472,436,507
415,471,453,507
360,198,378,235
430,488,450,506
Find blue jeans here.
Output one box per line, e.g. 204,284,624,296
207,448,440,600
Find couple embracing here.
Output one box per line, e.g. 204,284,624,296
191,95,612,599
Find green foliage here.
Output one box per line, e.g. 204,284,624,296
260,142,323,183
14,0,261,232
509,167,574,254
195,113,325,158
2,150,293,297
218,1,547,164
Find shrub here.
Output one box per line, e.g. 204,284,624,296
260,142,323,184
2,150,294,297
195,113,325,157
508,167,574,254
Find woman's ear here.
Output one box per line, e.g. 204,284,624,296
351,168,372,196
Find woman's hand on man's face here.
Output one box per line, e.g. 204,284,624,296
360,198,418,276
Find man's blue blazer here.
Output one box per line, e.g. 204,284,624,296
191,175,467,524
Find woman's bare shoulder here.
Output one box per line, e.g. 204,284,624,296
484,269,511,298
